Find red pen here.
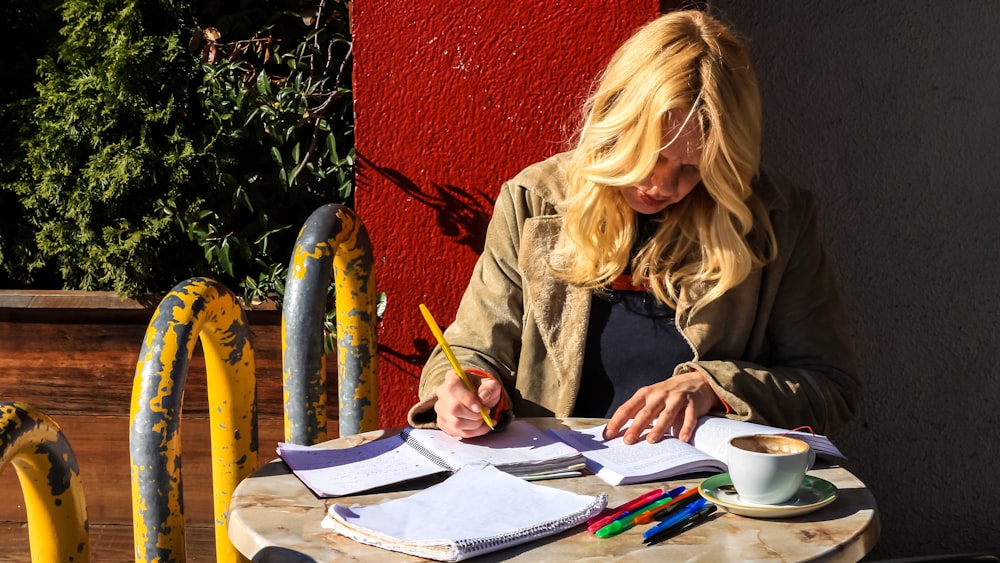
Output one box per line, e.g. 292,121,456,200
587,488,665,533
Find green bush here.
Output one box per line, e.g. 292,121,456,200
188,0,354,306
0,0,66,288
0,0,354,307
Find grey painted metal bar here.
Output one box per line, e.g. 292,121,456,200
282,203,378,443
129,277,258,563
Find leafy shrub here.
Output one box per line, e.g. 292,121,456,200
0,0,354,307
0,0,95,289
186,0,354,306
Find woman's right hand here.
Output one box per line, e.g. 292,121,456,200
434,371,503,438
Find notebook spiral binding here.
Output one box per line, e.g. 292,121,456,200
453,493,608,558
401,429,454,469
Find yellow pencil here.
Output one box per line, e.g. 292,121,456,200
418,303,495,430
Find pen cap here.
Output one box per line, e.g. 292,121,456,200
643,498,709,539
664,497,707,526
651,488,700,519
644,503,717,545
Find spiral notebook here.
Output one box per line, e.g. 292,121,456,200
277,420,586,497
322,462,607,561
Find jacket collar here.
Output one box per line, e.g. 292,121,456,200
518,175,783,383
520,216,592,398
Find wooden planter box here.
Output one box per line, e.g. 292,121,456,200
0,290,338,560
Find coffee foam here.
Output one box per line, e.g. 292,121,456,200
731,435,808,455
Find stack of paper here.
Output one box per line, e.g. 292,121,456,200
400,421,586,479
322,462,607,561
278,420,586,497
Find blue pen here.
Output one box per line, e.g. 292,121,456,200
643,503,717,546
594,486,686,538
642,497,709,540
603,485,685,530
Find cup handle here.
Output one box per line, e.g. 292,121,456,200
806,448,816,470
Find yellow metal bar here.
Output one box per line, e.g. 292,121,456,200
332,209,379,435
129,277,258,562
283,203,378,443
0,401,89,562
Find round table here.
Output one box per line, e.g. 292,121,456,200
228,418,880,562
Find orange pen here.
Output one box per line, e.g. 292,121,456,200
641,487,702,523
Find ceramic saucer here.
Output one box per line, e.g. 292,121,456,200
698,473,838,518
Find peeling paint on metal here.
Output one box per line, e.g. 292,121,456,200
129,278,257,563
283,204,379,443
1,402,90,562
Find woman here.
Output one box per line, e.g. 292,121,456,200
407,10,860,445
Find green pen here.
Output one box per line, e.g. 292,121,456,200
594,495,677,538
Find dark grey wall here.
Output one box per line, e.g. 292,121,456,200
708,1,1000,558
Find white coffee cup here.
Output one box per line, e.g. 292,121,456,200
726,434,815,505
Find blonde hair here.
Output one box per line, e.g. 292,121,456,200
552,10,776,320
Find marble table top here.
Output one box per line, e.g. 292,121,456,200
228,418,880,562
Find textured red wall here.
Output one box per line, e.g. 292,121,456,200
353,1,659,427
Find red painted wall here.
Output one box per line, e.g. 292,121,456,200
353,1,660,427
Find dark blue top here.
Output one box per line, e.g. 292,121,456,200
573,287,694,418
572,215,695,418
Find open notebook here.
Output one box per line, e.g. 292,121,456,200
547,416,845,486
322,462,607,561
277,420,586,497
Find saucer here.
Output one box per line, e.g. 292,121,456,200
698,473,838,518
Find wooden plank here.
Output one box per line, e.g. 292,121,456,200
0,289,159,310
0,521,218,562
0,295,343,558
1,415,335,561
0,289,279,311
0,321,338,419
0,415,310,524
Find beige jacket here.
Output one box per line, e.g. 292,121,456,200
408,152,860,435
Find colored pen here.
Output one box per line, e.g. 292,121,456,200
650,487,702,520
643,497,710,541
587,488,666,533
630,486,688,525
594,491,683,538
418,304,495,430
643,502,717,546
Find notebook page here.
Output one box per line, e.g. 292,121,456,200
548,423,722,485
401,420,584,471
323,462,606,561
278,435,445,497
685,417,846,463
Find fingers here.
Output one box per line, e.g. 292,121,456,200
476,377,503,411
675,399,701,443
605,374,717,445
603,403,633,441
434,371,498,438
646,406,679,444
436,403,489,438
605,391,664,445
624,401,661,444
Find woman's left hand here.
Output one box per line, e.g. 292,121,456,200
603,370,724,444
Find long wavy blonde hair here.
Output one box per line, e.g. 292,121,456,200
552,10,776,320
